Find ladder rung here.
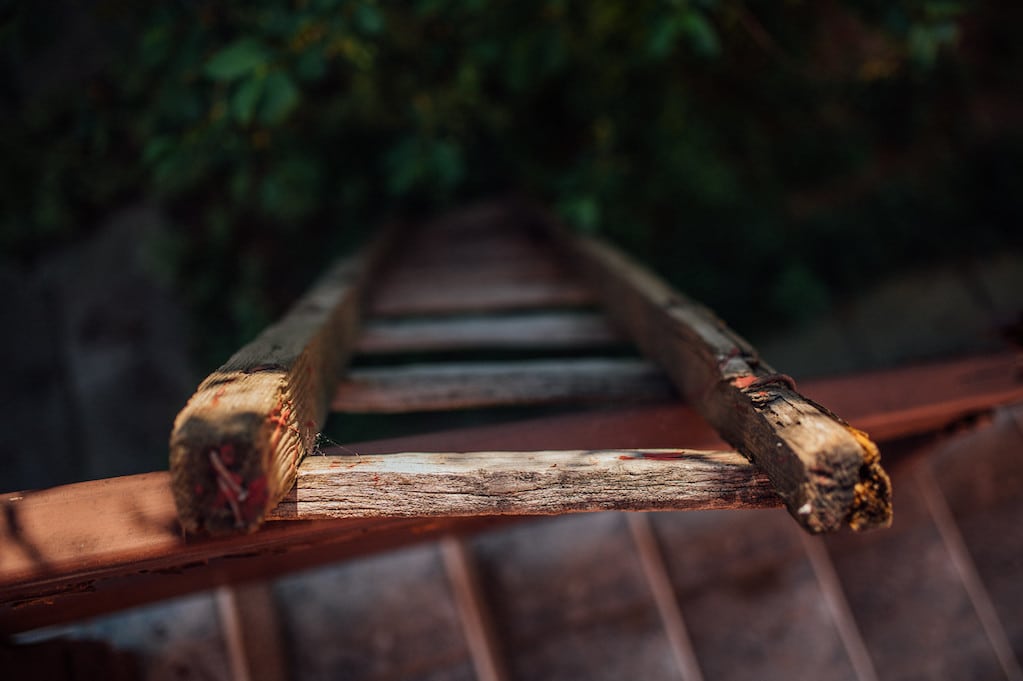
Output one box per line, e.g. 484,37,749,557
396,234,545,266
268,449,780,520
356,312,621,354
378,259,567,288
368,278,594,317
332,359,674,413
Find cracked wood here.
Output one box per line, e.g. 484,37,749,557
268,449,780,519
332,358,674,413
169,228,395,535
538,207,893,533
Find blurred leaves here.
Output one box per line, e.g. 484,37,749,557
204,38,271,81
1,0,1020,366
259,71,300,124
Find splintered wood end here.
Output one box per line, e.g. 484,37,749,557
846,426,893,531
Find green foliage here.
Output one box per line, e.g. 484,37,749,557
2,0,1021,367
205,39,271,81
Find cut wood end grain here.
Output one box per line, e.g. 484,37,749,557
169,231,395,535
720,376,893,534
170,370,311,535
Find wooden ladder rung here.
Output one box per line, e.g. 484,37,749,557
396,234,548,266
384,258,566,282
5,357,1019,632
356,311,621,354
268,449,779,520
165,200,898,536
331,358,675,413
367,277,595,316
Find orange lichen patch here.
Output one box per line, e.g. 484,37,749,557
844,425,893,531
846,425,881,466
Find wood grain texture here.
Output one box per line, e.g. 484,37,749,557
821,459,1013,680
0,472,516,634
217,582,288,681
356,311,621,354
468,512,681,680
543,211,892,533
627,512,705,681
652,509,862,680
332,358,674,413
442,536,511,681
274,543,476,681
801,353,1023,441
268,449,780,519
925,405,1023,674
169,229,395,535
2,360,1016,633
367,276,594,316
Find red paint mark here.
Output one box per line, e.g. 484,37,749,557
372,473,380,484
239,475,268,521
732,372,793,392
740,373,798,392
329,460,341,468
211,387,227,407
209,449,269,529
641,452,688,460
218,443,236,465
267,402,295,449
730,374,758,390
211,473,268,529
619,452,687,461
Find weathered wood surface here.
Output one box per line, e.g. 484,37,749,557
168,228,395,535
469,512,682,680
915,406,1023,677
336,355,1023,473
801,353,1023,441
268,449,779,520
377,259,569,289
652,509,863,680
217,582,288,681
332,359,674,413
1,358,1018,633
544,211,892,533
394,233,546,265
442,536,511,681
367,214,595,313
0,472,515,634
821,452,1017,680
367,274,594,316
274,543,477,681
356,311,620,354
627,512,705,681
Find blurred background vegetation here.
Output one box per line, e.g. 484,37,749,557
3,0,1021,372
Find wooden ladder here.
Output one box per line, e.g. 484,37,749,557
169,200,891,536
4,194,1023,633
